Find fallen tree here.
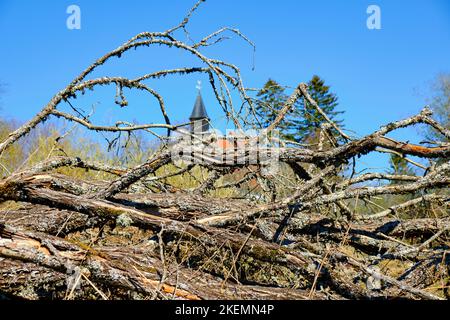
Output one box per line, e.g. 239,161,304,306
0,1,449,300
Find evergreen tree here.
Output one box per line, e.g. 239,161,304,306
255,79,288,129
292,75,344,143
388,154,415,177
255,76,344,144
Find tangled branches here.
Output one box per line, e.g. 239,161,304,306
0,1,449,300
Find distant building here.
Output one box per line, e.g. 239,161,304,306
186,89,264,153
169,86,277,201
189,92,210,134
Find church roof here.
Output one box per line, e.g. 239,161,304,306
190,92,209,120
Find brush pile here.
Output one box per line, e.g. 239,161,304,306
0,1,448,300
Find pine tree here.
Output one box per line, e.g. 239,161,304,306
388,154,415,178
255,79,288,129
255,76,344,144
292,75,344,143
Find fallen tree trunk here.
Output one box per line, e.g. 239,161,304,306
0,2,448,299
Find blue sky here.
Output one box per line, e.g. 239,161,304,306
0,0,449,171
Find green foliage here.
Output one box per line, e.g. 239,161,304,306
0,116,235,198
154,163,237,198
0,120,24,177
156,163,205,189
293,75,344,143
255,79,289,129
255,76,344,143
388,154,415,177
0,119,114,180
107,131,156,168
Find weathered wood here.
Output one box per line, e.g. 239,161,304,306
0,223,335,300
0,2,448,300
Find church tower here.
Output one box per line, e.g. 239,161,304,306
189,82,210,134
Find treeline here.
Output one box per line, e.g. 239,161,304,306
0,119,237,197
0,119,153,179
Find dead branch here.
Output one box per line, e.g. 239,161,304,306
0,2,448,301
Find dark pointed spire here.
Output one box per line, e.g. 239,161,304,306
190,81,210,133
189,92,209,121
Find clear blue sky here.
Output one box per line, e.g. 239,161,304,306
0,0,449,171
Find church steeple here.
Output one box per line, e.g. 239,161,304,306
189,81,210,133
